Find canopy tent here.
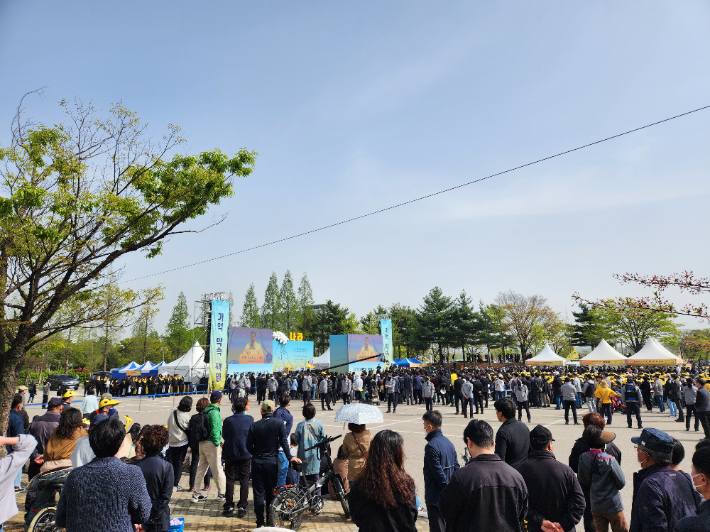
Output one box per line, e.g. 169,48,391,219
311,349,330,370
525,344,566,366
136,361,156,374
625,338,682,366
152,361,167,375
111,361,140,379
392,358,424,367
579,339,627,366
160,342,208,382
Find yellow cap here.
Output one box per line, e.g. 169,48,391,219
99,398,121,408
62,390,78,398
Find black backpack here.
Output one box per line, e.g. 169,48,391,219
625,384,637,401
191,411,210,442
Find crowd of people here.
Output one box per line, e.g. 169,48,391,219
1,360,708,532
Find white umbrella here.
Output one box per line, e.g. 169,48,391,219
334,404,384,425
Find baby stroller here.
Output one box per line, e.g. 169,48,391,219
24,466,71,532
611,393,626,414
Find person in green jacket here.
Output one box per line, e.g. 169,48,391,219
192,391,227,503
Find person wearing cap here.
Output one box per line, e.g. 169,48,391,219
620,378,643,430
518,425,584,532
61,389,77,406
577,426,627,532
192,391,227,502
246,399,301,528
26,396,64,481
675,444,710,532
630,428,699,532
88,397,121,424
440,419,527,532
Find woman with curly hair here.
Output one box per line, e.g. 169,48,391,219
135,425,174,532
347,429,417,532
41,407,87,473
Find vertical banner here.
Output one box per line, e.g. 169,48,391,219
209,299,230,390
380,319,393,366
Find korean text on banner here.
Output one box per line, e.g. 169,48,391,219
209,299,230,390
380,319,393,366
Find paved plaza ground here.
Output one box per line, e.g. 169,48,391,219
8,392,706,531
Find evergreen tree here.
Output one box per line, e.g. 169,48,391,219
414,287,454,364
239,284,261,328
297,273,316,337
312,300,349,354
164,292,192,360
261,272,282,330
390,303,416,359
451,291,480,362
572,304,605,347
279,270,299,332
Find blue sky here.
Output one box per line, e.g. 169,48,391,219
2,1,709,333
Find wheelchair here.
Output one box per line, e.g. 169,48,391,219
24,467,70,532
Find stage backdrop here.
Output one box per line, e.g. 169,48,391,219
226,327,273,376
208,300,230,390
272,340,314,372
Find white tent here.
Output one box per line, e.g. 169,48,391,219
526,344,566,366
161,342,208,382
311,348,330,370
579,339,627,366
626,338,681,366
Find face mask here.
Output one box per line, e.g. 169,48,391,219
692,473,706,493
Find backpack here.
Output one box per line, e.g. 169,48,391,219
624,384,637,401
191,411,210,442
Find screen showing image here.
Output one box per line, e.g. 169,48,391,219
272,340,314,372
347,334,384,363
227,327,273,364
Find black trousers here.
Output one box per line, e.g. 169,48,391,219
517,400,530,421
474,395,484,414
256,389,265,403
675,399,685,421
414,389,422,404
564,400,578,424
482,391,489,408
41,394,48,409
303,390,311,403
428,505,445,532
626,402,643,428
387,392,398,412
167,445,189,487
698,411,710,438
224,458,250,510
252,459,278,526
342,392,351,405
686,405,699,431
424,397,433,411
321,393,331,410
642,394,653,411
454,393,462,413
461,397,473,417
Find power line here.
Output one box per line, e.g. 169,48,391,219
127,104,710,282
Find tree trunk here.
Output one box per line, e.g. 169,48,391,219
0,345,26,440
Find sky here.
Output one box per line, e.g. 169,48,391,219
1,1,710,335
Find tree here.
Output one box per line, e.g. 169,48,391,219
590,300,681,353
239,284,261,328
360,305,388,335
390,303,416,359
680,329,710,361
164,292,193,360
451,291,479,363
279,271,299,332
132,288,164,363
311,300,349,355
414,287,454,364
477,302,514,365
571,304,607,347
495,290,551,361
297,273,315,337
261,272,282,330
0,94,256,432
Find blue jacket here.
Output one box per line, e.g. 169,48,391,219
273,407,294,436
423,429,460,507
5,410,24,453
630,464,700,532
676,500,710,532
413,376,422,390
222,412,254,461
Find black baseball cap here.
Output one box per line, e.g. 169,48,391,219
530,425,555,443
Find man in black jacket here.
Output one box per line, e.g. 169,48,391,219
440,419,527,532
222,396,254,518
517,425,585,532
246,399,301,528
135,425,174,532
494,398,530,470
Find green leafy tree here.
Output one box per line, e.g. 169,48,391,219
390,303,416,359
414,287,454,364
312,300,349,355
261,272,282,330
0,94,255,432
164,292,193,360
590,300,681,353
572,304,608,347
297,273,315,338
239,284,261,328
360,305,388,335
279,271,299,332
